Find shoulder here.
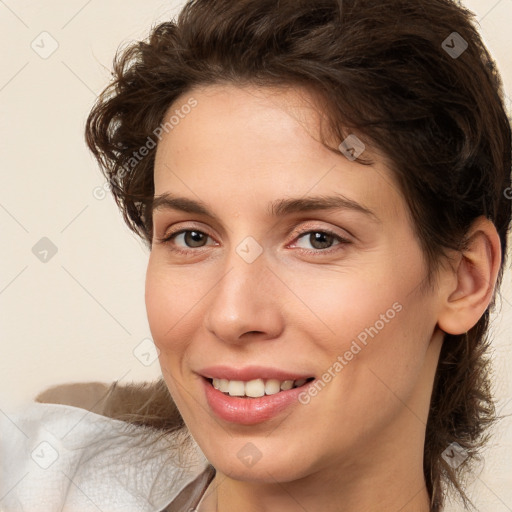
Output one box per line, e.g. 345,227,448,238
34,379,182,429
35,378,184,431
0,384,207,512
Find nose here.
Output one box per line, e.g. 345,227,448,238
203,249,285,344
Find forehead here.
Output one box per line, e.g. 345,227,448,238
153,84,405,222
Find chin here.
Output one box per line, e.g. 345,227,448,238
200,440,315,484
217,460,305,483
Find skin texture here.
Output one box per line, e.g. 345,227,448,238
145,84,501,512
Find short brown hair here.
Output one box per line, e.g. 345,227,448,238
85,1,512,509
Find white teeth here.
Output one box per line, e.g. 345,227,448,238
211,377,311,397
245,379,265,397
264,379,281,395
228,380,246,396
280,380,294,390
212,378,231,393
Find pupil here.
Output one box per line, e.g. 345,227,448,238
311,232,332,249
186,231,205,247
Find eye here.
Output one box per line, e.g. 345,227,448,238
291,229,351,254
156,226,351,256
156,229,216,253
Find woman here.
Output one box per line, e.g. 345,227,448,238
2,0,510,511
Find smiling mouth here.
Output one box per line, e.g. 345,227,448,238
206,377,315,398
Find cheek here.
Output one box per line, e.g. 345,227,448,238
283,266,407,352
145,259,196,409
326,283,435,422
302,257,434,401
145,256,200,346
145,267,172,346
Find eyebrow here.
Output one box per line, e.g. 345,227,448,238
150,192,380,223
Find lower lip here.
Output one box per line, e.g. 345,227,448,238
202,378,314,425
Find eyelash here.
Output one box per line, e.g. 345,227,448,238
156,226,351,256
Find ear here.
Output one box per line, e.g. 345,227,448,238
437,216,502,335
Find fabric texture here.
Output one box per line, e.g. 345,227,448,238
0,401,211,512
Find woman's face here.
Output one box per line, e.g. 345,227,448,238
145,84,446,483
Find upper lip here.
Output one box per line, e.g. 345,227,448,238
198,365,314,382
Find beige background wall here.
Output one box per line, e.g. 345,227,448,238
1,1,511,510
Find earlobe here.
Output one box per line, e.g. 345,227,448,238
437,216,501,335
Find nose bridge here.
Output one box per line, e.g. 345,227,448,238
204,237,284,342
